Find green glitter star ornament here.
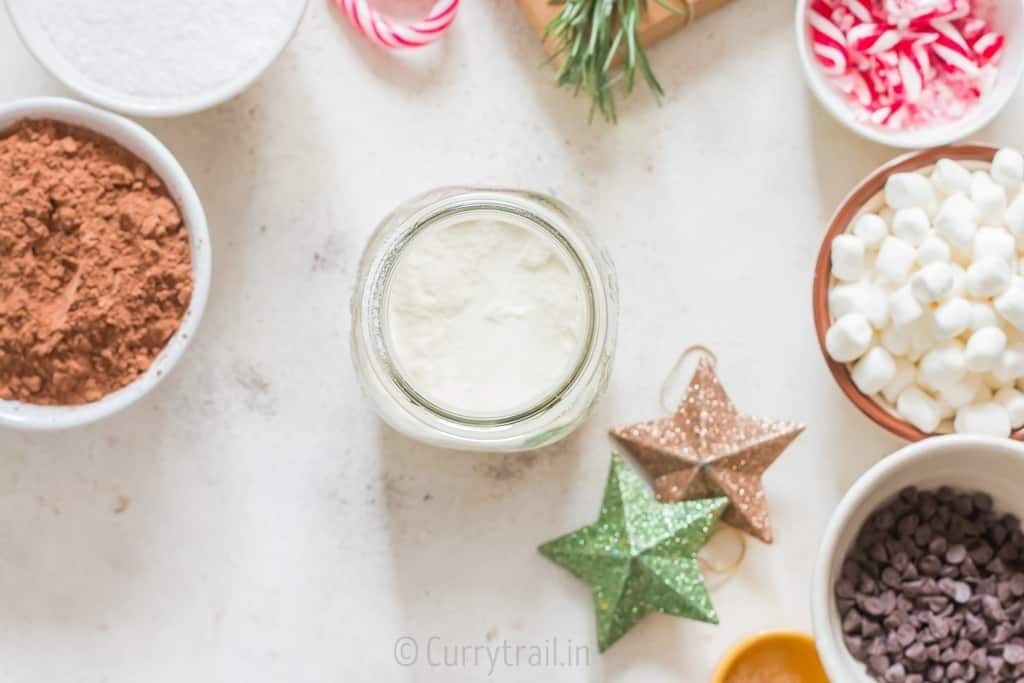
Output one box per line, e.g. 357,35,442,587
539,454,728,652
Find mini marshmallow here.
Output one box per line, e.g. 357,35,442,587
876,236,917,284
881,324,912,356
829,281,889,329
969,301,998,331
889,286,925,327
934,193,979,250
965,326,1007,373
908,318,938,362
910,262,954,304
939,376,982,409
971,171,1007,224
973,226,1016,265
933,297,971,339
825,313,873,363
995,387,1024,429
995,279,1024,330
917,235,951,266
831,234,866,282
918,342,967,390
1006,194,1024,245
966,257,1012,298
954,402,1011,437
881,359,916,403
886,172,936,211
851,347,896,395
852,213,888,248
931,159,973,195
995,343,1024,382
892,207,930,246
992,148,1024,189
897,386,943,433
944,264,966,301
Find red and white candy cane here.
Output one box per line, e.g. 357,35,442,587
337,0,459,49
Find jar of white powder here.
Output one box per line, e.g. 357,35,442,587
351,188,618,452
7,0,308,116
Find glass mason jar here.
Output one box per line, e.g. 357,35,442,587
351,187,618,452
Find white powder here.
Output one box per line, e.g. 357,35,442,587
386,217,588,418
33,0,303,100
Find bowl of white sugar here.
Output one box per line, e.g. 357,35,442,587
813,144,1024,441
351,187,619,452
5,0,308,116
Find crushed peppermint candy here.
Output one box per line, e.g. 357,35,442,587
809,0,1004,130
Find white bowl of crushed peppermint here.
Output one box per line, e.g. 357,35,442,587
796,0,1024,148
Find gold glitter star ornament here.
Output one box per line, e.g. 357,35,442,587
539,455,728,652
611,358,804,544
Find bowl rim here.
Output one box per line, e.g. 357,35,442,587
809,143,1024,442
794,0,1024,149
4,0,308,118
710,629,825,683
0,96,212,430
810,434,1024,682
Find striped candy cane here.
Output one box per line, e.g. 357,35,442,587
337,0,460,49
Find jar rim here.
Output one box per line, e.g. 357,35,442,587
367,195,600,427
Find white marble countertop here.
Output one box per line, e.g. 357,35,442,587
3,2,1024,681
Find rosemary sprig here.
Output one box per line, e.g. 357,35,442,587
543,0,683,123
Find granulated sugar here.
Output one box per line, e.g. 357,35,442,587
34,0,303,100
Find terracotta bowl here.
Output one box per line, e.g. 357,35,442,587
810,143,1024,442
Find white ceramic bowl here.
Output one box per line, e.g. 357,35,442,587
0,97,211,430
795,0,1024,148
811,435,1024,682
4,0,308,117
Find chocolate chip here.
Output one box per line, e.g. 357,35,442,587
876,510,896,531
1006,644,1024,665
886,662,907,683
870,654,892,675
1012,574,1024,597
982,595,1007,622
929,538,948,556
906,642,927,663
897,623,916,648
954,495,974,516
846,634,867,661
973,493,994,512
947,544,968,564
884,567,903,589
868,637,888,656
844,608,862,633
920,555,943,576
899,514,921,537
953,639,973,661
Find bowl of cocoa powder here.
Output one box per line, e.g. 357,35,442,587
0,97,211,429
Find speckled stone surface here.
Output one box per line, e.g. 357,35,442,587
2,1,1024,681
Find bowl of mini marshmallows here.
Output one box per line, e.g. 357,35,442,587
813,143,1024,440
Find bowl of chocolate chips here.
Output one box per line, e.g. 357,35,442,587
813,435,1024,683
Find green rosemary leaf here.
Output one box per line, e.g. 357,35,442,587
541,0,666,123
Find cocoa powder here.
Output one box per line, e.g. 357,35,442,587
0,120,193,405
